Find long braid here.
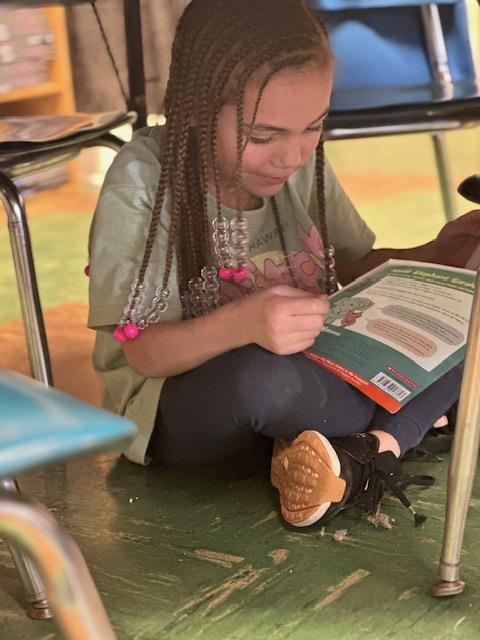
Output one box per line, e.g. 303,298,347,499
271,196,299,288
169,1,261,288
315,140,336,294
315,141,329,251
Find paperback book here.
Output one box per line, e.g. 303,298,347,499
305,259,476,413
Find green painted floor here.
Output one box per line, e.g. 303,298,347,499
2,446,480,639
1,128,480,638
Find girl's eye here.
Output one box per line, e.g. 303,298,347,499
247,136,273,145
306,125,323,133
245,124,323,145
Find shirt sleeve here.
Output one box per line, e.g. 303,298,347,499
87,127,183,328
322,158,376,264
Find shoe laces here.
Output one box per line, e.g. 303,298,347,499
334,433,435,526
364,461,434,527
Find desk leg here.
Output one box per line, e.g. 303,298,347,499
0,173,52,386
432,268,480,596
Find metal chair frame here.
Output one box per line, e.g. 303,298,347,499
0,368,136,638
0,117,132,619
0,481,116,637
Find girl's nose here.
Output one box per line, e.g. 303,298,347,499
273,140,304,170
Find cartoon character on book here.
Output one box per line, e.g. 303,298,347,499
326,296,374,327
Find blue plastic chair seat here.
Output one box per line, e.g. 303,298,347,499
0,370,136,478
308,0,478,109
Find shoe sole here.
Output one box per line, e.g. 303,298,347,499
271,431,346,527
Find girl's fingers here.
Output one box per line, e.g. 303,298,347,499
281,331,321,345
269,285,324,298
283,297,329,316
283,316,325,332
283,340,319,354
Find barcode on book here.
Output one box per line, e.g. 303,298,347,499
370,372,411,401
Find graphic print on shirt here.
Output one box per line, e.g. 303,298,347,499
219,223,328,303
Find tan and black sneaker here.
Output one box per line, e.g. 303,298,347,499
271,431,433,528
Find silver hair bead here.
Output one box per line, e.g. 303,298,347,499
230,215,249,268
120,282,171,329
201,265,220,309
212,216,232,268
212,216,229,231
119,278,143,325
188,276,207,317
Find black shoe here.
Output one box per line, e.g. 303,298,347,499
271,430,433,528
327,432,434,526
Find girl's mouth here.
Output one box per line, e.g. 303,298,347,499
256,174,289,186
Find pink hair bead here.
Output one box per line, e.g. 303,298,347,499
113,326,128,343
124,322,140,339
84,264,90,277
232,267,248,283
218,266,234,281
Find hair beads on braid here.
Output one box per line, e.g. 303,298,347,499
114,0,336,341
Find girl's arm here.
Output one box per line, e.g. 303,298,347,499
336,244,435,285
123,285,329,378
123,299,246,378
338,209,480,285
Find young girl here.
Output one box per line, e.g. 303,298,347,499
88,0,480,528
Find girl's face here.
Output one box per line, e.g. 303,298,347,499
211,61,333,210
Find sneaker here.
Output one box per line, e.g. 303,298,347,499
271,430,433,528
271,431,346,526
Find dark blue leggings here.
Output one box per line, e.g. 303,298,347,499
150,344,462,464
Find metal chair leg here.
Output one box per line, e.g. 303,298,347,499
0,175,54,615
0,173,52,386
0,489,116,639
432,267,480,596
431,132,457,222
0,135,126,623
0,478,52,618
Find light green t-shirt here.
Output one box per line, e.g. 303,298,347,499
88,125,375,464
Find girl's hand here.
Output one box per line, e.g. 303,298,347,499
431,210,480,267
233,285,329,355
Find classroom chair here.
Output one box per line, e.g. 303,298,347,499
0,369,136,638
0,2,142,628
312,0,480,221
0,111,135,386
0,110,135,621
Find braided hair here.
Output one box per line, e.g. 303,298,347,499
130,0,334,326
